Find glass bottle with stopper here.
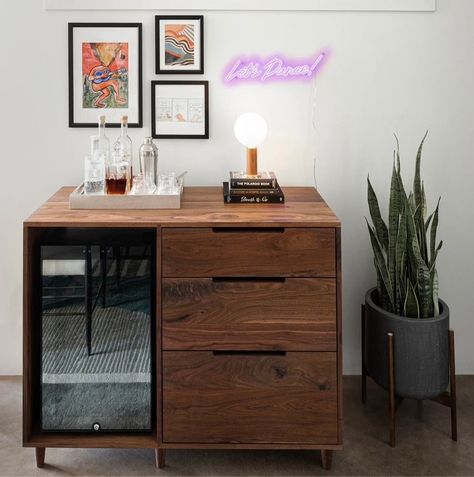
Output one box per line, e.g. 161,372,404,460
91,115,110,163
107,115,132,194
84,115,108,195
138,137,158,194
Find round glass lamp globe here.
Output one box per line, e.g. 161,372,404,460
234,113,268,149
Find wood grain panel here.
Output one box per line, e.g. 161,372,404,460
24,432,157,448
23,226,43,444
24,187,341,228
162,228,335,277
163,351,338,444
163,278,336,351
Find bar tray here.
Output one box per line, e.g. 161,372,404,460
69,183,183,210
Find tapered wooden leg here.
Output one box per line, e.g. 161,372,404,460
155,448,165,468
388,332,396,448
321,450,333,470
35,447,45,468
449,329,457,441
361,304,367,404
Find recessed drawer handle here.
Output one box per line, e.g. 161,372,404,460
212,227,285,233
211,277,286,283
212,350,287,356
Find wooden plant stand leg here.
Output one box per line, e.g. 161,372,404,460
35,447,46,468
430,329,458,441
387,332,396,448
361,304,367,404
449,329,458,441
155,448,165,469
321,450,333,470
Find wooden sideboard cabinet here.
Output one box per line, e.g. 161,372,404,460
23,186,342,470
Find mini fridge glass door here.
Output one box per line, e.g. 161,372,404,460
39,229,155,432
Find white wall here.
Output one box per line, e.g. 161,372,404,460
0,0,473,375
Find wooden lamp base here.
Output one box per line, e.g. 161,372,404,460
246,148,258,175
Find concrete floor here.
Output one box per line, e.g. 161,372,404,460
1,376,473,476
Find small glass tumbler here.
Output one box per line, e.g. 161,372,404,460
84,155,105,195
157,173,178,195
131,173,148,195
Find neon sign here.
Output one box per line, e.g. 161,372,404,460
223,51,328,84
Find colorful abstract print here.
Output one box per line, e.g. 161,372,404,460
164,24,195,66
82,42,128,109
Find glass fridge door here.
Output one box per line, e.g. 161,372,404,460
39,230,154,432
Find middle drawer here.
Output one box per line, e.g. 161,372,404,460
162,277,336,351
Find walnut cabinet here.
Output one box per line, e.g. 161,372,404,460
23,186,342,470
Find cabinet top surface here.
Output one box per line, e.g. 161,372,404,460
24,186,340,228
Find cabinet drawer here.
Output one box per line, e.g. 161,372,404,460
162,227,335,277
163,278,336,351
163,351,338,444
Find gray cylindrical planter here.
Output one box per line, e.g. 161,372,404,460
364,288,450,399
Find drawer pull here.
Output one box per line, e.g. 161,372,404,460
212,350,287,356
211,227,285,233
211,277,286,283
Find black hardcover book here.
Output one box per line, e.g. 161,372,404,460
223,182,285,204
229,187,279,196
229,171,277,189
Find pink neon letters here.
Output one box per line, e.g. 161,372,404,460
224,52,327,84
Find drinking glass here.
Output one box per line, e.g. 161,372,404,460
84,155,105,195
157,173,178,195
131,173,149,195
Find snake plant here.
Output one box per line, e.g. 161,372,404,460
366,132,442,318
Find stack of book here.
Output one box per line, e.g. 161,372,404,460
223,171,285,204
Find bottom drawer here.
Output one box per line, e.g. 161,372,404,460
163,351,338,444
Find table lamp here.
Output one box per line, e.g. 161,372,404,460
234,113,268,176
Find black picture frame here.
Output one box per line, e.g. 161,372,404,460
155,16,204,74
68,22,143,128
151,80,209,139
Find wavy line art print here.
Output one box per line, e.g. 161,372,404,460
165,24,195,66
156,16,204,74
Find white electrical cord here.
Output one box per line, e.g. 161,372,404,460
311,77,318,190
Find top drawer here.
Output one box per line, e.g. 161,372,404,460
162,227,336,277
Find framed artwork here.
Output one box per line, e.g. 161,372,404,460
68,23,143,128
155,16,204,74
151,81,209,139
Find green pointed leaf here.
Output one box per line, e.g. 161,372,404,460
366,219,394,311
425,211,434,232
429,240,443,271
431,268,439,317
409,236,433,318
414,130,428,212
421,182,427,220
388,162,402,311
408,192,416,215
418,182,428,263
375,259,392,311
394,133,401,173
404,281,420,318
430,197,441,265
367,176,389,251
395,201,408,314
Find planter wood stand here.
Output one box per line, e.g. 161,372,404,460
361,304,457,447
